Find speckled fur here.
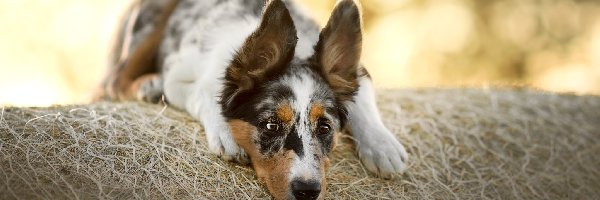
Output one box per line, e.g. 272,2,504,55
99,1,408,199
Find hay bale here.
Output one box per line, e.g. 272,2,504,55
1,88,599,199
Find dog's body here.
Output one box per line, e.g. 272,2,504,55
97,0,407,199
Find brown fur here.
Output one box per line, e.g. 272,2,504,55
228,119,294,200
311,0,362,102
95,0,178,101
225,0,297,95
309,103,325,124
228,120,256,158
276,103,294,125
255,151,295,200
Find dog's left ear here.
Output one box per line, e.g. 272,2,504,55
226,0,297,88
222,0,297,113
312,0,362,102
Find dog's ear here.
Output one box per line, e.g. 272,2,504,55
222,0,297,112
226,0,297,90
312,0,362,102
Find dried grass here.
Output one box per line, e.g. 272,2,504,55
1,88,599,199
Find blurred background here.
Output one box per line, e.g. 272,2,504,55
0,0,599,106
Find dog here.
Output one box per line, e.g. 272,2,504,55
96,0,408,199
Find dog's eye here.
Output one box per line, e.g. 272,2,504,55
318,124,331,135
265,122,279,132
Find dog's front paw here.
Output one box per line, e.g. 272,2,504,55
207,128,250,165
356,128,408,179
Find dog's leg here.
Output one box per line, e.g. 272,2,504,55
345,75,409,178
188,87,250,164
202,98,249,164
163,62,249,164
93,0,177,102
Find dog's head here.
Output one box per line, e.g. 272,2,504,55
220,0,362,199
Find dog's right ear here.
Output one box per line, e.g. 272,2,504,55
311,0,362,102
222,0,297,112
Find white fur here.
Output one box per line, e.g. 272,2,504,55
163,14,259,163
294,28,318,59
288,3,319,59
284,73,322,181
345,77,409,178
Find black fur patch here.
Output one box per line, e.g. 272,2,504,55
284,124,304,157
258,132,284,155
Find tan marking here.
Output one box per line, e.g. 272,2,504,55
277,103,293,124
255,150,294,200
309,103,325,123
228,120,295,200
118,0,178,100
97,0,178,101
228,120,256,155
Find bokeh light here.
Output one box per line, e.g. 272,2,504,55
0,0,598,106
0,0,131,106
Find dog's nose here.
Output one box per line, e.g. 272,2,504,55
291,179,321,200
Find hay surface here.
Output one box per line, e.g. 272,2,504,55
1,88,599,199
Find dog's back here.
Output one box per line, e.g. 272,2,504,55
96,0,320,102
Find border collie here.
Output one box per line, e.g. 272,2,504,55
96,0,408,199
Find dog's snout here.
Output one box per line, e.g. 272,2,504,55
291,179,321,200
